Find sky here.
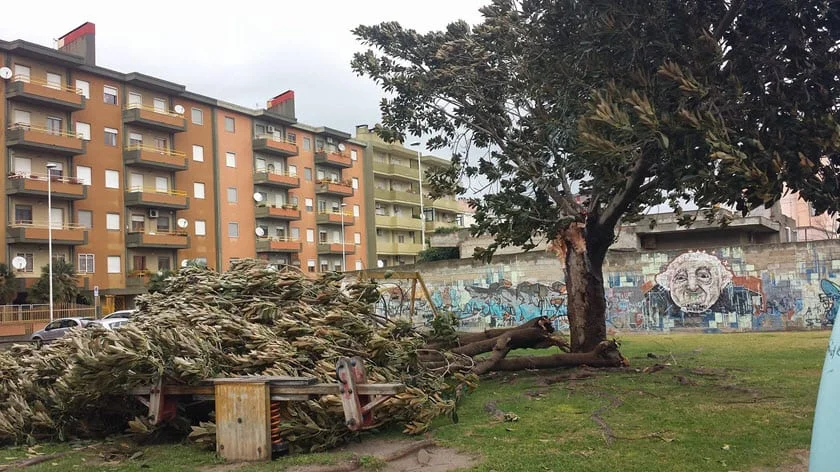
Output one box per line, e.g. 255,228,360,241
0,0,488,146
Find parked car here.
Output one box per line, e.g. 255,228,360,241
102,309,137,320
31,317,94,348
88,318,129,330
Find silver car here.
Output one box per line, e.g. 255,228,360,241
88,318,129,330
30,317,94,348
102,309,136,320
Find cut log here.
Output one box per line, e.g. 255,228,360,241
471,332,514,375
484,341,627,372
452,328,552,357
456,316,554,345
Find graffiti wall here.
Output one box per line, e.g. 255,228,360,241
364,240,840,333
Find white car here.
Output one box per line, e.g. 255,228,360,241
102,309,136,320
89,318,129,330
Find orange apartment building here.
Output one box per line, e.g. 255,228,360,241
1,23,370,308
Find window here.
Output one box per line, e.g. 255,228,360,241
287,132,296,143
191,108,203,125
107,256,121,274
14,205,32,224
303,137,312,151
106,213,120,230
355,260,363,271
130,215,145,233
225,152,236,168
305,198,314,212
16,253,34,273
291,227,300,240
76,166,91,185
351,150,358,161
195,220,206,236
129,132,142,146
307,260,316,273
224,116,235,132
14,64,30,82
321,261,330,272
47,162,63,178
104,85,118,105
319,230,328,243
192,145,204,162
353,205,360,217
227,187,238,203
153,98,166,113
156,216,170,232
105,170,120,189
13,110,30,127
354,232,361,245
76,122,91,140
398,235,406,243
304,168,312,181
154,137,168,150
46,72,62,90
352,177,359,189
78,254,95,273
78,210,92,229
194,182,206,199
306,229,315,243
228,222,239,238
104,128,118,147
158,257,171,271
75,79,89,98
46,117,62,135
289,165,297,176
128,92,142,107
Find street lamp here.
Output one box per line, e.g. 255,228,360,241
409,142,426,249
45,163,57,322
340,203,348,272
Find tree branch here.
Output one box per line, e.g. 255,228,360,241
598,154,651,229
713,0,745,41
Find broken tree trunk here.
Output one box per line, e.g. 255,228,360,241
488,340,627,371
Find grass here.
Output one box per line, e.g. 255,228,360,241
0,331,829,471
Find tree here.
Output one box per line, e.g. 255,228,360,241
417,247,460,263
353,0,840,352
28,259,79,304
147,270,177,293
0,264,18,304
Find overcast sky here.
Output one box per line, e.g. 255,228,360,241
1,0,487,145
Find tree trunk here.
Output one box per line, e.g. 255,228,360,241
488,340,626,371
563,223,608,353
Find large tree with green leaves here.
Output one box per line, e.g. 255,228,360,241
28,259,79,304
352,0,840,352
0,264,19,304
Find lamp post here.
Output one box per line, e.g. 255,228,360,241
340,203,348,272
409,142,426,249
45,163,57,322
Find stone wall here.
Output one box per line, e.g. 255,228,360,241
364,240,840,333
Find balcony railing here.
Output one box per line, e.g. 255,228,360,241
317,242,356,255
7,221,88,245
373,188,421,205
253,170,300,188
6,172,87,200
372,161,419,180
374,214,423,230
6,123,86,155
256,237,303,253
315,180,354,197
6,75,86,110
123,144,188,171
375,241,425,255
314,150,352,168
252,135,299,157
125,186,189,209
255,204,302,220
316,210,355,226
431,197,462,213
122,103,187,132
126,230,189,248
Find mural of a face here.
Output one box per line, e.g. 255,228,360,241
655,252,733,313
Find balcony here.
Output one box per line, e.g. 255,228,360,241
431,197,462,213
373,188,421,205
126,231,189,249
255,204,302,221
256,237,302,253
126,271,151,289
6,124,86,156
6,173,87,200
124,187,189,209
372,161,419,180
253,170,300,189
316,210,354,226
317,242,356,255
6,222,88,245
314,150,352,168
426,220,461,233
122,104,186,132
5,76,86,111
315,180,353,197
376,241,425,255
375,214,423,230
123,144,188,171
252,135,299,157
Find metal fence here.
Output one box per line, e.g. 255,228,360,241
0,303,96,323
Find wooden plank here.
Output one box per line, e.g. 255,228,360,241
215,382,271,462
416,274,439,319
211,376,315,385
148,378,164,425
409,278,417,319
131,382,404,398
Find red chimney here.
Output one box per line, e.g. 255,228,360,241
57,22,96,65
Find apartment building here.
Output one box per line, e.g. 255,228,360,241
354,125,462,267
1,23,368,308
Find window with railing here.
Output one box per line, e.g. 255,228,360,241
15,205,32,224
78,254,94,273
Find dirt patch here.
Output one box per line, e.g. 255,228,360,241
750,449,808,472
284,438,481,472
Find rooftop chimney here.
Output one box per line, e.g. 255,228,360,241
57,22,96,66
267,90,295,120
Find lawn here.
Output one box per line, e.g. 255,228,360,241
0,330,829,471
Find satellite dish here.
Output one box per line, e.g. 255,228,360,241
255,227,265,237
377,260,385,268
181,259,189,268
11,256,26,270
253,192,264,202
0,67,12,80
174,104,185,114
337,143,346,152
177,218,189,229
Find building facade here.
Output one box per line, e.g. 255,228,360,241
1,23,371,308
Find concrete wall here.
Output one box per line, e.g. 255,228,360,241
365,240,840,333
